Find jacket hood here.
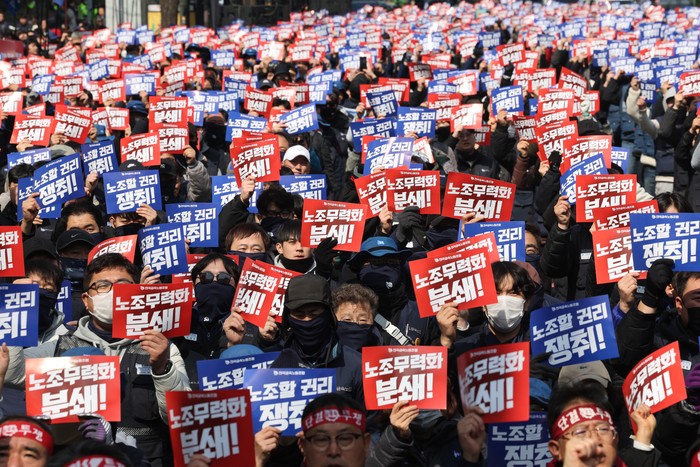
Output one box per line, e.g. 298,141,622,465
663,87,676,113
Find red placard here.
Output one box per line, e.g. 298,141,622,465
456,342,530,423
26,356,121,423
442,172,515,221
24,103,45,116
278,81,310,106
538,88,575,115
512,116,536,143
230,135,281,185
258,41,286,61
360,84,392,108
592,200,658,231
536,120,579,162
474,126,491,146
575,174,637,222
385,169,440,215
0,227,24,277
378,77,410,103
244,86,273,118
88,235,138,263
362,346,448,410
558,68,587,116
408,63,433,81
409,247,498,317
153,122,189,154
149,96,189,127
451,104,483,131
112,283,193,339
105,107,129,131
586,91,600,114
497,42,525,65
360,135,383,163
54,107,92,144
268,264,302,324
301,199,368,252
11,115,55,146
561,135,613,173
121,132,161,166
172,254,209,284
623,342,687,432
0,91,22,116
233,259,283,328
166,390,255,467
428,93,462,121
529,69,557,93
679,71,700,97
99,79,125,102
592,227,647,284
447,73,478,96
355,171,387,217
426,231,500,264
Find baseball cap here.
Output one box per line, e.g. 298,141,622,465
159,159,178,177
260,79,276,90
283,274,332,311
530,377,551,408
56,230,96,253
62,346,106,356
119,160,145,171
283,145,310,163
558,361,612,388
51,144,75,159
126,100,148,115
220,344,263,359
347,237,413,270
23,236,58,260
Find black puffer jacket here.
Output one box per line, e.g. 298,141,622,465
538,223,593,302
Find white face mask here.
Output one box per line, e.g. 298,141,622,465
485,295,526,334
90,290,113,325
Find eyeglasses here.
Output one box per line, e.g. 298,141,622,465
305,433,363,451
562,426,616,441
459,131,476,138
367,256,401,265
197,272,234,286
262,209,293,219
88,280,134,294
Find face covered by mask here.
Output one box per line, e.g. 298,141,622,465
259,217,286,242
409,409,443,435
195,281,236,324
115,223,145,237
526,254,541,273
229,251,268,269
38,289,58,334
485,295,526,334
435,126,451,142
289,308,334,357
425,225,459,250
161,178,177,202
60,257,88,293
89,290,114,325
682,292,700,337
319,105,337,123
90,232,105,245
336,321,376,352
358,263,402,295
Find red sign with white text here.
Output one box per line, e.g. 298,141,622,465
54,107,92,144
592,200,659,231
561,135,613,173
105,107,129,131
0,227,24,277
385,169,440,214
451,104,483,131
233,260,283,328
536,120,579,162
428,93,462,121
88,235,138,263
427,231,500,264
592,227,647,284
244,86,273,118
408,63,433,81
149,96,189,127
121,132,161,166
268,264,302,324
230,134,281,185
575,174,637,222
442,172,515,221
11,115,55,146
301,199,368,252
355,171,387,217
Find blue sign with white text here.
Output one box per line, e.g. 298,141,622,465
103,170,162,214
197,352,280,390
0,284,39,347
460,221,526,262
138,223,189,275
630,213,700,272
166,203,219,248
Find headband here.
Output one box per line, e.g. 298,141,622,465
0,421,53,455
551,404,614,440
65,456,125,467
692,451,700,467
302,406,366,433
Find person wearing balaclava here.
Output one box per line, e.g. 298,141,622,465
269,274,364,404
273,219,338,279
188,253,279,359
56,229,95,312
331,283,381,352
347,237,437,346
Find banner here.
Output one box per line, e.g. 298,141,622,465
457,342,530,423
81,141,118,176
460,221,526,262
575,174,636,222
26,356,120,422
243,368,335,435
230,134,281,185
198,353,280,391
592,200,658,231
233,260,283,328
103,170,162,213
443,173,515,221
396,107,437,138
355,171,387,217
120,132,161,166
630,213,700,271
487,412,553,467
0,227,24,277
410,247,498,318
33,153,85,209
301,199,368,252
362,346,447,410
88,235,138,263
112,283,192,339
385,169,440,214
363,137,414,175
0,283,38,346
166,204,219,248
530,295,618,366
166,390,255,467
138,223,189,275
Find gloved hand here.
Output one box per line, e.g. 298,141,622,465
641,258,675,310
396,206,422,244
313,237,339,279
685,363,700,411
78,413,113,444
530,352,561,382
548,151,562,171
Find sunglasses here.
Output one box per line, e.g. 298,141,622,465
197,272,234,286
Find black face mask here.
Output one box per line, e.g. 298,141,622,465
260,217,286,241
683,297,700,337
526,253,541,273
319,106,337,123
195,282,235,324
279,255,315,274
38,289,58,335
336,321,375,352
358,264,402,294
435,126,451,142
230,251,268,268
60,257,88,293
90,232,104,245
426,226,458,250
289,308,334,357
115,223,145,237
161,178,177,200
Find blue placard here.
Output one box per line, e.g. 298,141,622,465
56,280,72,322
636,61,654,82
33,153,85,210
592,50,609,68
7,148,51,168
279,103,319,135
529,99,538,116
366,89,398,119
630,213,700,271
640,81,657,105
89,59,110,81
31,75,55,95
480,73,499,93
530,295,618,366
212,175,263,213
224,78,248,101
81,141,118,177
349,118,395,149
279,175,326,200
124,74,156,95
136,30,154,45
307,70,342,84
103,170,162,214
363,137,414,175
675,40,699,56
428,80,459,94
611,146,630,174
432,69,451,82
654,65,685,88
559,154,608,204
117,29,136,45
173,28,190,44
459,221,526,262
138,223,189,275
17,177,59,220
197,352,280,390
479,31,501,48
309,82,332,104
0,284,39,347
130,54,153,69
225,112,268,141
491,85,525,116
211,50,237,68
243,368,336,435
610,56,637,75
487,413,553,467
165,203,219,248
396,107,437,138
